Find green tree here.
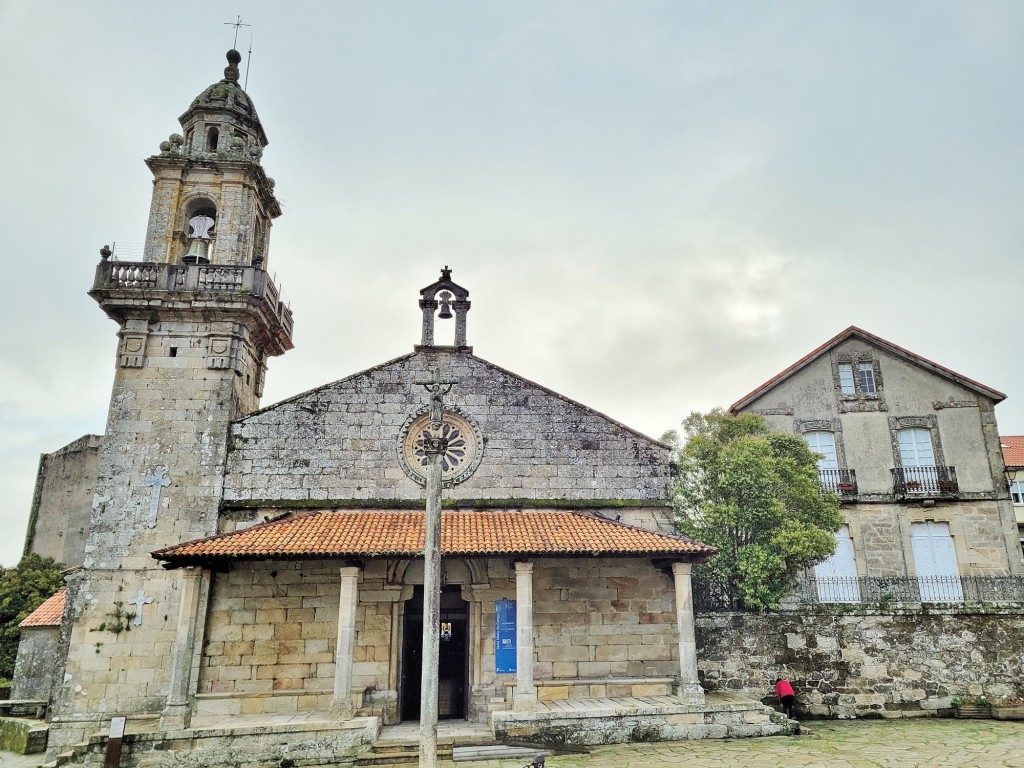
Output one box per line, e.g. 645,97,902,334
0,554,65,682
671,409,843,611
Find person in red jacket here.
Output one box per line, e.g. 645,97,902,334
775,677,796,719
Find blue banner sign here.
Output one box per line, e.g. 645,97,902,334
495,599,516,673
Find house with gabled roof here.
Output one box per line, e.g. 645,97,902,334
730,326,1023,600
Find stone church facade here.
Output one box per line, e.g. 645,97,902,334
27,51,791,764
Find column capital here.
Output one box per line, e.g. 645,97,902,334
672,561,692,577
514,561,533,574
339,565,362,579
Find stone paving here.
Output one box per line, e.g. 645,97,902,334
4,718,1024,767
0,751,43,768
455,720,1024,768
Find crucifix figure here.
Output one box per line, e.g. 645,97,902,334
417,368,454,429
412,369,455,768
128,589,154,626
144,466,171,529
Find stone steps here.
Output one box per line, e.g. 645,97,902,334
355,743,452,766
453,745,552,762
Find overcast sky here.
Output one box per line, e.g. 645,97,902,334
1,2,1022,567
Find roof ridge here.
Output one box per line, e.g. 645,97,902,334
730,326,1006,412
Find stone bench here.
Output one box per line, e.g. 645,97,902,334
503,677,675,702
194,687,369,717
0,700,47,719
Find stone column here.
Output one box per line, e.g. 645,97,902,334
161,567,207,729
672,561,705,704
419,444,444,767
331,566,361,718
514,561,537,711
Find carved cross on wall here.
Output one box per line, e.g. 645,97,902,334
144,466,171,529
127,589,154,626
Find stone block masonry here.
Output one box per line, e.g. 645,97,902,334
223,349,671,504
696,607,1024,718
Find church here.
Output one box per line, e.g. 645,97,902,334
19,50,791,766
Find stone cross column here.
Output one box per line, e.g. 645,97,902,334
672,561,705,704
514,561,538,711
161,567,207,729
331,566,362,718
415,369,453,768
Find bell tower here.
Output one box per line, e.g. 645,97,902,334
50,51,294,749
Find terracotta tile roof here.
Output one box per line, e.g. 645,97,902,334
1002,436,1024,468
19,588,65,628
153,510,715,564
730,326,1006,413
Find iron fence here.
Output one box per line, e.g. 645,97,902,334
694,575,1024,612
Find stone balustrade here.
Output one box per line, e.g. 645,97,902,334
92,259,293,338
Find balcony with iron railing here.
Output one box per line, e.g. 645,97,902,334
91,259,294,343
891,466,959,496
818,468,858,497
694,575,1024,611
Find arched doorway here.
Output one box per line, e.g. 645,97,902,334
400,584,469,721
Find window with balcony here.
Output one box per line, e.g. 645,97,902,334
797,421,856,496
813,525,861,602
891,420,958,495
911,521,962,601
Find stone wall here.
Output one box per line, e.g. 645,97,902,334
197,560,341,715
696,607,1024,718
223,349,670,504
531,559,678,683
11,627,61,702
25,434,101,567
845,500,1018,577
195,555,681,724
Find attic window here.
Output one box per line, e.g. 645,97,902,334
834,353,885,411
207,126,219,151
858,363,876,394
838,364,855,395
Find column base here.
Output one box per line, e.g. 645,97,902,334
513,690,538,712
329,699,355,720
160,703,192,730
677,683,706,705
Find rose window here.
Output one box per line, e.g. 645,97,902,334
398,409,482,486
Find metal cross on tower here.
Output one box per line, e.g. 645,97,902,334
223,15,251,49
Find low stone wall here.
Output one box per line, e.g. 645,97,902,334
696,606,1024,718
12,626,61,702
50,718,376,768
492,699,794,745
0,717,48,755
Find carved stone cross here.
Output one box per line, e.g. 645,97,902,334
127,589,154,626
144,466,171,529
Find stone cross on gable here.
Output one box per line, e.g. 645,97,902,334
144,466,171,529
128,589,154,626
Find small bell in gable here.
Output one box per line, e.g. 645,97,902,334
437,291,454,320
